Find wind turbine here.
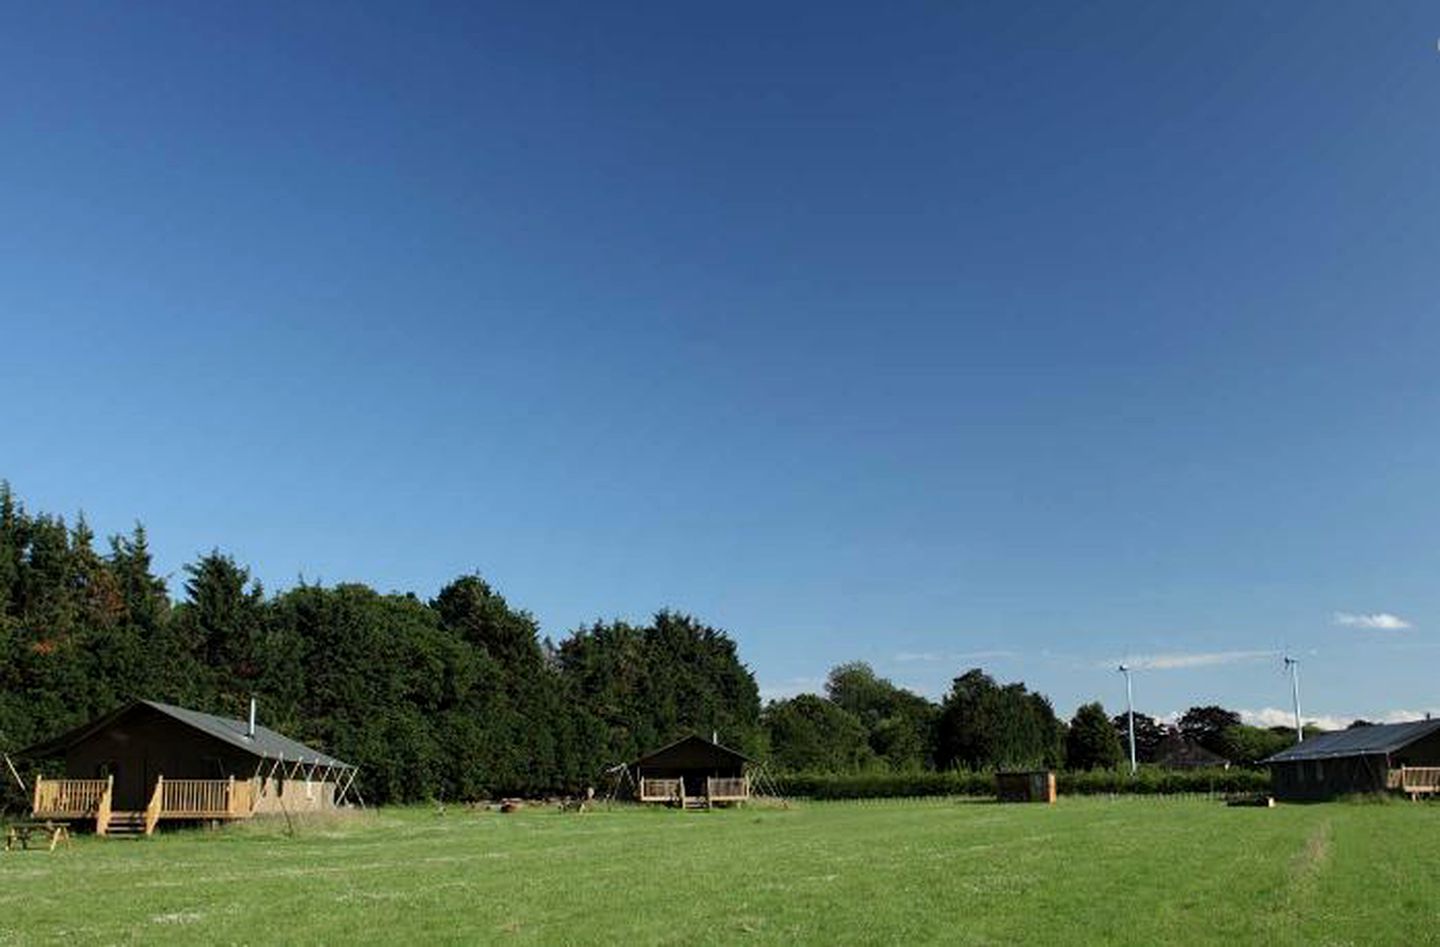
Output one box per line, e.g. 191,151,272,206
1118,664,1137,775
1283,656,1303,743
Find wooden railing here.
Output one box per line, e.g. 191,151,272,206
639,778,683,801
706,777,749,800
1397,767,1440,794
34,774,256,835
161,777,240,817
32,778,110,818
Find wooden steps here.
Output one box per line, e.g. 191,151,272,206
104,811,148,837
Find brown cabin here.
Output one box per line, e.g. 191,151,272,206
20,699,357,836
1264,718,1440,801
630,735,752,809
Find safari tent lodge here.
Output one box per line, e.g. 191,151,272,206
21,699,357,836
1264,718,1440,801
630,735,752,809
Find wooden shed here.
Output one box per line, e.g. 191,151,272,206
630,735,752,809
1264,718,1440,801
995,770,1056,804
20,699,357,836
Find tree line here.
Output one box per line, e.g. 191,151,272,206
0,483,1302,805
760,667,1314,774
0,484,758,803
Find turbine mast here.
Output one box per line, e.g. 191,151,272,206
1284,656,1303,744
1118,664,1137,775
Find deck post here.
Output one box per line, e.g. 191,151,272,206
31,774,39,816
227,775,236,817
96,775,114,836
145,775,164,836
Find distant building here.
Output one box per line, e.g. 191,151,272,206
630,735,752,809
1264,718,1440,801
1153,734,1230,769
21,699,357,835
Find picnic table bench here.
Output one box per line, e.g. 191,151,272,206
5,821,71,852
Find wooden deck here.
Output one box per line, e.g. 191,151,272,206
637,776,750,807
1389,766,1440,797
32,776,256,836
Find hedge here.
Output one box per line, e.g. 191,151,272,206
770,767,1270,800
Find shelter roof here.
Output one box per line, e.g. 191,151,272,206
630,734,753,768
19,699,353,769
1154,735,1229,768
1263,718,1440,764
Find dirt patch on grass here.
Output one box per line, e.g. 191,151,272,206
1291,819,1332,885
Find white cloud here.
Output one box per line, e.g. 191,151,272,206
1241,706,1439,731
892,649,1018,665
893,651,944,664
758,677,822,702
1333,611,1412,630
1240,707,1354,731
1377,708,1440,724
1109,650,1274,671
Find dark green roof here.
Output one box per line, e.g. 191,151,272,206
1264,718,1440,764
630,734,753,767
20,700,353,769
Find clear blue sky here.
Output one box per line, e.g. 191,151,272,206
4,1,1438,725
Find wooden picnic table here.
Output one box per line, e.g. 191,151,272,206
4,821,71,852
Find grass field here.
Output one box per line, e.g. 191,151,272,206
2,797,1438,944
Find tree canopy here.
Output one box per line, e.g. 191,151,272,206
0,481,1293,806
934,670,1063,771
1067,702,1124,770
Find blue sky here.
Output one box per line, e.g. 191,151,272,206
3,1,1439,725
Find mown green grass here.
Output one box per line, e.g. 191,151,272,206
1,797,1437,944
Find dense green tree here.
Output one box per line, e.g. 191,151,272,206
934,670,1063,771
555,610,762,776
1220,724,1292,766
824,662,936,769
1110,711,1167,764
0,483,21,621
1178,706,1242,757
170,551,265,708
763,695,872,772
108,524,170,632
1066,702,1124,770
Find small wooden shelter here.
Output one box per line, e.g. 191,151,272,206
995,770,1056,804
630,735,752,809
1264,718,1440,801
20,699,357,836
